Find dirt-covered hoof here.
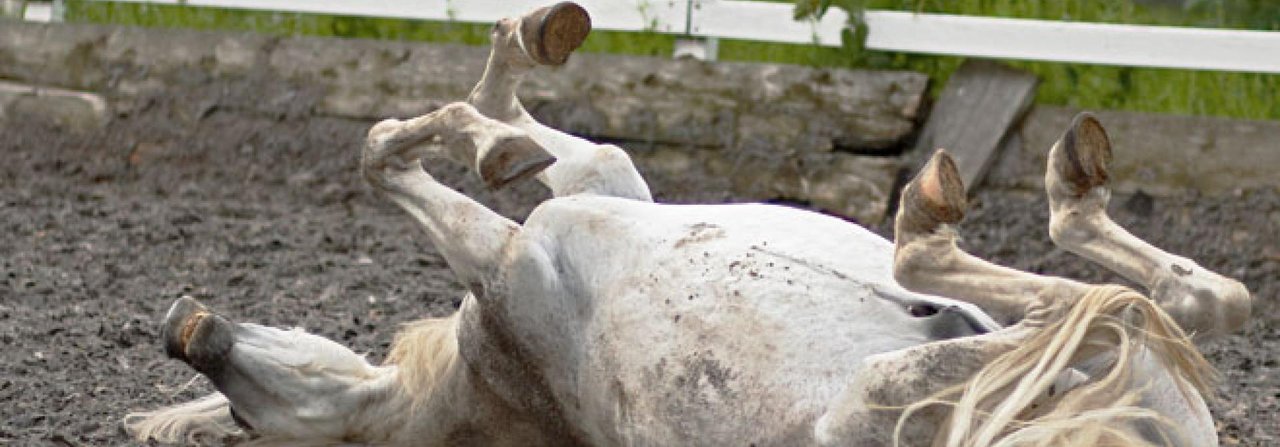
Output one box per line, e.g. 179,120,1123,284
478,135,556,189
520,2,591,66
1051,112,1113,196
161,296,234,373
898,149,966,233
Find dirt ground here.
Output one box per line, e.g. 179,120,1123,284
1,75,1276,446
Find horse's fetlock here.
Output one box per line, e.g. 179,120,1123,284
1048,213,1100,248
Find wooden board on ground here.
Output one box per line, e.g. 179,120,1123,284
913,60,1038,193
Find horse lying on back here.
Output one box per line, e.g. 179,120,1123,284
125,2,1250,446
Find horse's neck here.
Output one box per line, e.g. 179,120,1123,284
385,359,477,441
381,340,563,446
364,301,556,445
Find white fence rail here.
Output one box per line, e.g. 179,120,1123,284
859,11,1280,74
20,1,53,21
46,0,1280,74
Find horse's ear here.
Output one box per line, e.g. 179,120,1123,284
1056,112,1113,195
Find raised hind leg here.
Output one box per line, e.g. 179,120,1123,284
857,148,1218,446
893,150,1092,326
819,156,1217,445
1045,113,1251,340
467,2,652,201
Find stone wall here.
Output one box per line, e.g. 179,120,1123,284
3,21,1277,223
0,21,926,224
989,105,1280,196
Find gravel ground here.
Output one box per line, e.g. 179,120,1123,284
0,78,1275,446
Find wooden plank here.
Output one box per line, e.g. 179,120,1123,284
913,60,1037,193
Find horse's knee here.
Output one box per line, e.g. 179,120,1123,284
368,118,404,140
585,144,651,201
362,118,410,183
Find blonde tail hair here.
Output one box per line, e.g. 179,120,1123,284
898,285,1216,447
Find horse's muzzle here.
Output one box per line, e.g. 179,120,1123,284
161,296,235,374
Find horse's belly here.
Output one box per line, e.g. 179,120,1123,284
520,197,981,445
578,273,930,445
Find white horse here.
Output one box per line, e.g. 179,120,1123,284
125,3,1251,446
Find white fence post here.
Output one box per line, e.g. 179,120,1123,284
674,0,718,61
673,36,718,60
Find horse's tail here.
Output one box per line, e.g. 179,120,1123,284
901,284,1216,447
123,391,244,444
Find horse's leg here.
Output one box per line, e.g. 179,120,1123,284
125,297,410,444
1045,113,1251,339
369,101,555,190
881,149,1217,447
467,2,653,201
893,150,1091,326
364,102,529,296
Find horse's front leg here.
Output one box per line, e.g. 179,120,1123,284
364,102,539,296
1045,113,1252,340
468,2,653,201
367,102,556,190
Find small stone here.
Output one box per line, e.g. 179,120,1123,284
1122,189,1154,218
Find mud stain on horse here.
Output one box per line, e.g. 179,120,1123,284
674,222,726,248
674,350,738,399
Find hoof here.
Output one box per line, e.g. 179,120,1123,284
161,296,234,373
899,149,966,232
1051,112,1113,196
520,2,592,66
478,135,556,189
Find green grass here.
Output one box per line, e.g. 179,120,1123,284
64,0,1280,120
